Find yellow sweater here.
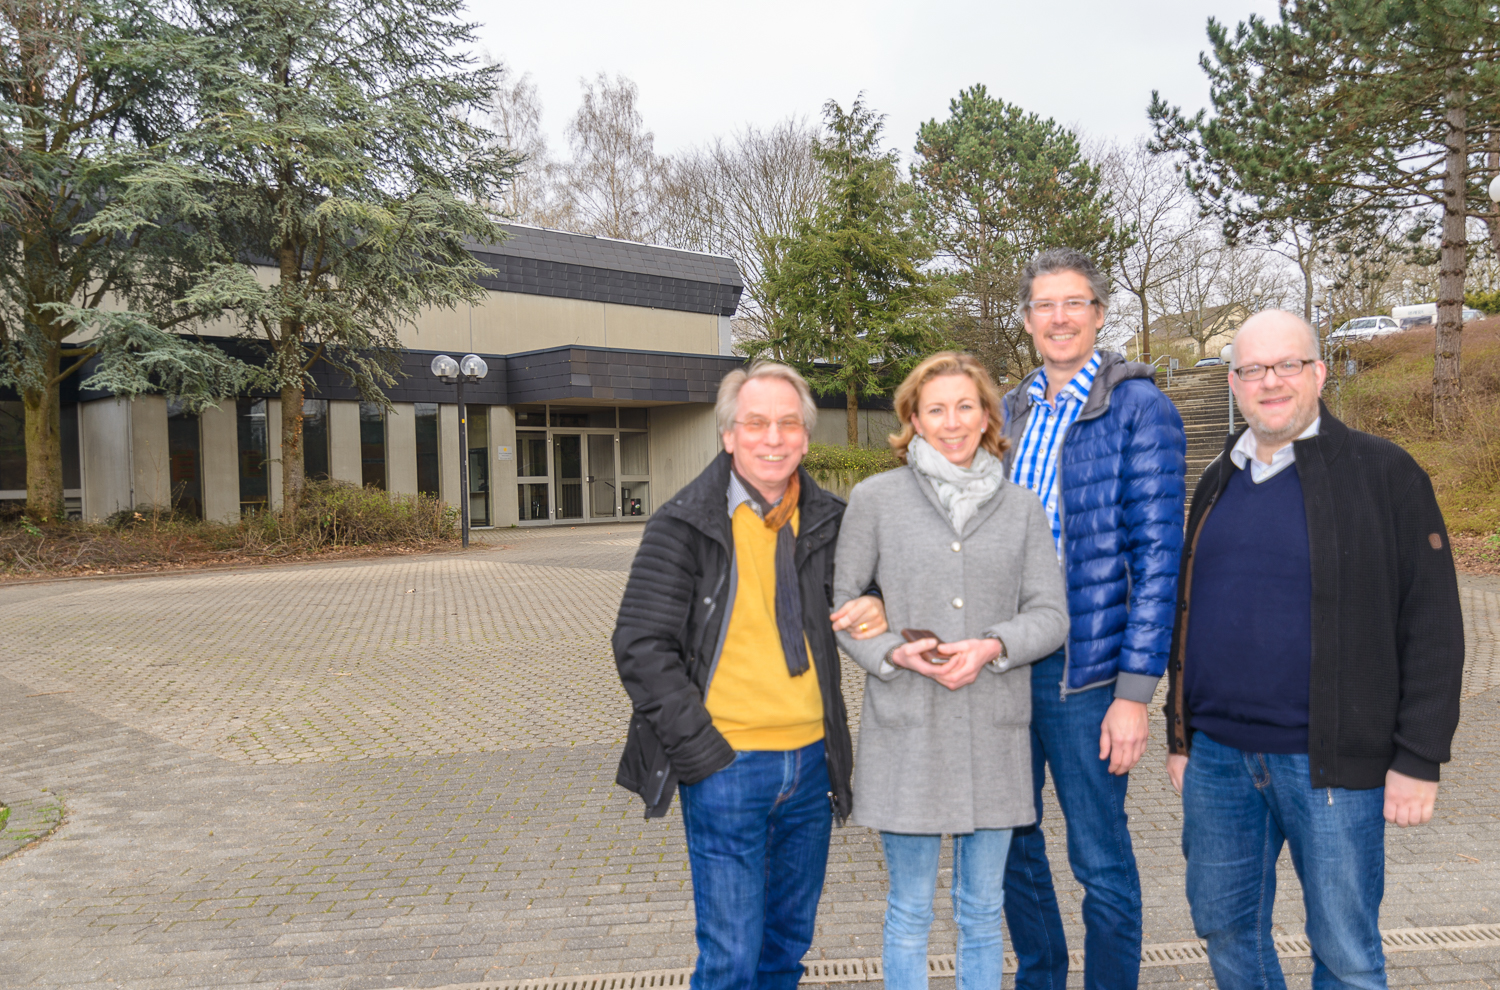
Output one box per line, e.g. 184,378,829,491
704,503,825,751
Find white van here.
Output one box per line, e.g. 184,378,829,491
1390,303,1484,330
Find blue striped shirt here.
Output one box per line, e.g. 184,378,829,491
1010,351,1101,553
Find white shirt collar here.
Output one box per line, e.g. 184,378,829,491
1229,417,1321,483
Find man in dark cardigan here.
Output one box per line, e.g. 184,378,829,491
1165,310,1465,990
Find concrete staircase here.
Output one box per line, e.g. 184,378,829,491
1156,365,1237,488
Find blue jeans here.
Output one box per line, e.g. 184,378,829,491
678,741,832,990
1002,651,1143,990
1182,733,1388,990
881,829,1013,990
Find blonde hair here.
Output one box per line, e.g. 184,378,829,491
715,361,818,440
889,351,1009,463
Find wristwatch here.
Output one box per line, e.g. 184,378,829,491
985,633,1008,670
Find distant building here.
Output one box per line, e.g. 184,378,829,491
1148,302,1249,358
1,225,753,526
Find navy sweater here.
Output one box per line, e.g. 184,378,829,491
1183,462,1311,754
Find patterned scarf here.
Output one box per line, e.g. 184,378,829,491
733,468,809,677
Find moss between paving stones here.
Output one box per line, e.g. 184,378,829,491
0,784,64,860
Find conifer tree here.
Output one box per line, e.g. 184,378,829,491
754,98,946,446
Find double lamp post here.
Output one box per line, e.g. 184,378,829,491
429,353,489,548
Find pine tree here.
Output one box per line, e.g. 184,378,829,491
754,98,946,446
913,85,1128,380
1150,1,1500,428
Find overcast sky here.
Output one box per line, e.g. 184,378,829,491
467,0,1282,160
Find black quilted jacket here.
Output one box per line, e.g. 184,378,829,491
1166,407,1465,788
612,451,854,819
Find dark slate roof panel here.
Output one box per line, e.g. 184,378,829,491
469,224,743,288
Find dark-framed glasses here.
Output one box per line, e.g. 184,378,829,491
1026,298,1097,317
735,416,805,438
1232,359,1317,382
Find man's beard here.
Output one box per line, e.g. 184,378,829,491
1241,398,1317,445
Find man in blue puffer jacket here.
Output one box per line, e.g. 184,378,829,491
998,248,1187,990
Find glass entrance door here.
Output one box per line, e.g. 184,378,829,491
587,434,618,519
553,434,583,520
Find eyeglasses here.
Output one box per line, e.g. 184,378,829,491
1026,298,1098,317
734,417,805,438
1232,359,1317,382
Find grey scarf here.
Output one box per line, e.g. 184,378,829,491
908,436,1004,534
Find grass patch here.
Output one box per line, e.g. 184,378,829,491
802,442,902,499
1332,318,1500,570
0,480,457,579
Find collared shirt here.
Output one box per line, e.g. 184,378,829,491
1229,417,1321,483
1010,351,1102,552
727,471,784,518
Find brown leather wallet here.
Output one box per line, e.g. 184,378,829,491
900,628,947,664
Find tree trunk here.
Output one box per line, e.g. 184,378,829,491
846,382,858,447
1434,84,1467,429
22,346,65,523
1137,290,1152,364
280,377,304,516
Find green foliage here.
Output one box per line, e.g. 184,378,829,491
913,85,1129,382
752,98,948,445
1466,290,1500,315
94,0,522,509
0,0,254,518
801,442,900,477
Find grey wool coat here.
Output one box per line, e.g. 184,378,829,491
834,465,1069,835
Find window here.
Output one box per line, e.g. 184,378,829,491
550,405,614,428
302,399,329,481
466,405,489,525
237,398,269,512
0,401,23,492
359,402,386,489
167,398,202,518
415,402,439,497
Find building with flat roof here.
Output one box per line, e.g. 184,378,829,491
0,224,751,526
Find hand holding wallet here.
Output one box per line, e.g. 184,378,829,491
900,628,947,664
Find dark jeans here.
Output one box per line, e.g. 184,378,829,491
1003,651,1143,990
1182,733,1388,990
678,740,832,990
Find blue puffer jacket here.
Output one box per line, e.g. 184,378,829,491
1001,351,1187,701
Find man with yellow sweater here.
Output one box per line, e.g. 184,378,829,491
614,362,887,990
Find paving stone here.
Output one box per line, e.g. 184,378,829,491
0,530,1498,988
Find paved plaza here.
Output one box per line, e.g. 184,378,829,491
1,524,1499,989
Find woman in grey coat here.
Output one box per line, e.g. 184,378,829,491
834,351,1068,990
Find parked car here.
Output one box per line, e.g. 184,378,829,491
1194,357,1224,367
1388,303,1485,330
1329,316,1400,342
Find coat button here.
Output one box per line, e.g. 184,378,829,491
951,541,961,552
951,597,964,608
703,597,712,605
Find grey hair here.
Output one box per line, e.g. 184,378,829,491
1228,310,1320,365
715,361,818,440
1019,247,1111,316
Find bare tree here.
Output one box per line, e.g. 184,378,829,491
1100,140,1204,364
1153,236,1290,359
487,61,567,227
660,118,824,345
558,73,665,242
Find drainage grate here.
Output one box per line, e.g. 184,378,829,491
425,922,1500,990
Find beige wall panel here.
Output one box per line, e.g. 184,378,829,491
489,405,518,527
80,399,133,521
328,400,362,485
648,404,719,508
266,399,284,511
407,293,610,355
385,403,418,496
810,408,901,449
199,400,240,523
438,403,460,508
602,305,718,354
130,395,171,508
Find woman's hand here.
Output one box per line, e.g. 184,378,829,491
889,637,1001,691
831,596,888,640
